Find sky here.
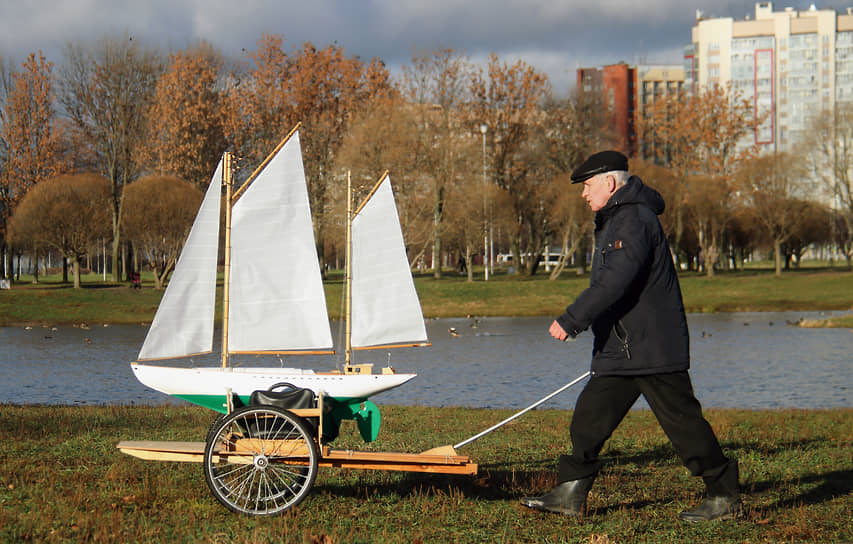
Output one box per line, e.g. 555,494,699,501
1,1,850,96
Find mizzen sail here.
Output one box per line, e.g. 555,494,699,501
350,174,428,348
137,159,223,360
227,131,333,353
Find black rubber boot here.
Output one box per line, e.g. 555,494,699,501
679,459,743,522
520,475,595,516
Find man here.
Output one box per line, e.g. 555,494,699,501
520,151,742,522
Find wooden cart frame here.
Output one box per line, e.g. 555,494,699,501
117,394,477,517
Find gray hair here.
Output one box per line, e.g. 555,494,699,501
610,170,629,188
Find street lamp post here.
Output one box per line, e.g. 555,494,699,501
480,123,488,281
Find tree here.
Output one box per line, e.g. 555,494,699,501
58,34,163,282
783,201,832,268
402,48,473,278
138,43,227,188
469,54,550,275
637,84,758,275
804,103,853,270
0,52,69,281
533,92,608,279
121,175,203,289
736,152,811,276
224,35,395,274
684,173,731,275
442,165,496,281
8,173,111,288
544,172,592,279
333,99,434,269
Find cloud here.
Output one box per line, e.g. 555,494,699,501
5,0,841,96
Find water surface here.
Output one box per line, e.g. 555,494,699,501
1,312,849,410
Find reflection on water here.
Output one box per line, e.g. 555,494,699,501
1,312,850,410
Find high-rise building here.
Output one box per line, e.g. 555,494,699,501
688,2,853,152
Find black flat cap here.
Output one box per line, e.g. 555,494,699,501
571,150,629,183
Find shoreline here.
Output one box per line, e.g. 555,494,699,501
3,307,852,329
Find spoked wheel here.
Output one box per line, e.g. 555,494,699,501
203,405,319,516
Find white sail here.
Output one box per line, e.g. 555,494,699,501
227,131,333,352
137,160,223,360
351,175,428,348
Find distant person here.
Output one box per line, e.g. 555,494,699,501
520,150,742,522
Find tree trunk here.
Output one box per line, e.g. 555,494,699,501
432,205,442,279
465,244,473,282
549,231,571,280
32,249,39,284
774,239,783,277
111,215,121,282
72,255,81,289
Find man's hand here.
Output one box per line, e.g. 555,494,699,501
549,320,572,341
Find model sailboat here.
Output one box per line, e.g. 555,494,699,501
131,127,427,441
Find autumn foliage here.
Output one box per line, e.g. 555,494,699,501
8,174,111,287
0,52,68,239
139,44,226,188
1,35,847,284
121,175,203,289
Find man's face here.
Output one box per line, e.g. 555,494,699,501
581,174,612,212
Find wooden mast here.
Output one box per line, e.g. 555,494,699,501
344,170,353,369
220,152,233,368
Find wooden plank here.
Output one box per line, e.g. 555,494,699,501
288,408,322,418
322,449,472,465
116,441,478,475
231,438,311,456
318,458,477,475
118,447,204,463
117,441,205,453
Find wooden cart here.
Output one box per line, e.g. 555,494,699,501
117,395,476,517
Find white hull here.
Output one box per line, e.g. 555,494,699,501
132,363,416,406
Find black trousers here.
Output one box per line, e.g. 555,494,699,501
557,371,729,483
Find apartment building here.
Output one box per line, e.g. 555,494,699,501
688,2,853,152
577,63,684,157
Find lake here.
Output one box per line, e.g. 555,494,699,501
1,312,850,411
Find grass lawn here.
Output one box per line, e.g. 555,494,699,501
2,266,852,326
0,404,850,543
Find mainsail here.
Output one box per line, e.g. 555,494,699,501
228,131,333,353
137,159,223,360
350,174,428,348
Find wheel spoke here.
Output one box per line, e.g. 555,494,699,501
203,406,318,516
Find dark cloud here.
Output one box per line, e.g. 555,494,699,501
1,0,847,94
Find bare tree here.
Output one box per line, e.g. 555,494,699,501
469,54,550,275
736,152,812,276
333,98,434,268
804,103,853,270
57,34,162,282
401,47,474,278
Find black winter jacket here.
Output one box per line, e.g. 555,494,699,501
556,176,690,376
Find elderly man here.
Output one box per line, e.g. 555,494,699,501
520,151,742,522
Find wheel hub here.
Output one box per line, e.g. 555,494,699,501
254,455,269,469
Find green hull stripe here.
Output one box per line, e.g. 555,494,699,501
174,394,362,414
175,393,382,442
